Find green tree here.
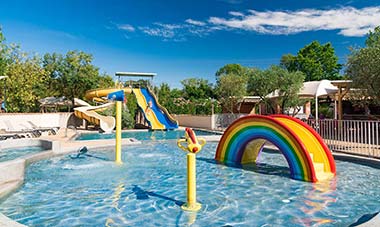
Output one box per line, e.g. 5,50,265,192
120,93,137,129
346,27,380,104
155,81,221,115
214,64,251,113
6,47,48,112
0,28,8,78
98,72,114,89
42,52,63,97
181,78,214,100
281,41,342,81
217,73,247,113
216,63,249,78
156,83,180,114
247,66,305,114
0,28,10,108
157,83,172,101
274,69,305,114
365,26,380,48
179,78,217,114
124,79,151,88
216,63,248,77
43,51,104,106
279,54,297,72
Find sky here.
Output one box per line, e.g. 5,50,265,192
0,0,379,88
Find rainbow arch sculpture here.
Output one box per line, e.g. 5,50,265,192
215,115,336,182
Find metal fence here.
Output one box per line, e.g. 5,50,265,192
304,119,380,158
211,114,380,158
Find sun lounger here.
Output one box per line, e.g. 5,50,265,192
27,121,58,135
1,120,42,139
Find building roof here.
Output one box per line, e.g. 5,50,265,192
240,96,262,103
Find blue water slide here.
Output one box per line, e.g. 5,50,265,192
140,88,178,130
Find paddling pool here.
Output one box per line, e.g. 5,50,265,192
0,141,379,226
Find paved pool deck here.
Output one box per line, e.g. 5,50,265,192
0,129,379,227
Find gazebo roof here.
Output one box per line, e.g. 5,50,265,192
330,80,352,89
115,72,156,78
39,97,72,107
266,80,339,99
299,80,338,98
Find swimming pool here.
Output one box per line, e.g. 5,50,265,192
0,146,45,162
0,141,379,226
75,129,220,141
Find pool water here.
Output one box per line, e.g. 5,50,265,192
0,146,45,162
76,129,220,141
1,141,379,226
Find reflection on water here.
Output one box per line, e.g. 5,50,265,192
112,183,125,211
298,178,337,226
105,182,125,226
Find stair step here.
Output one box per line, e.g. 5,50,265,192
315,172,334,181
313,161,335,181
313,162,325,173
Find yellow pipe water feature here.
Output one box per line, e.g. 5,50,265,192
115,101,122,164
177,128,206,212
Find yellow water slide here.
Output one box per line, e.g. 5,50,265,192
272,115,336,181
74,88,132,133
84,88,132,101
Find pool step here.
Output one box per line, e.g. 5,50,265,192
313,161,334,181
315,171,335,181
308,153,333,181
313,162,325,173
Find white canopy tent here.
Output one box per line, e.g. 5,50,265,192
299,80,338,122
266,80,338,122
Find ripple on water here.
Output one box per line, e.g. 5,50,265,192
0,142,379,226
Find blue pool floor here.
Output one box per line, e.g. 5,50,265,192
0,141,379,226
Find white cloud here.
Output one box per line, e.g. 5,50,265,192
130,6,379,41
185,19,206,26
208,7,380,37
138,22,215,41
229,11,244,17
138,23,188,41
139,26,176,39
154,22,183,30
117,24,135,32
